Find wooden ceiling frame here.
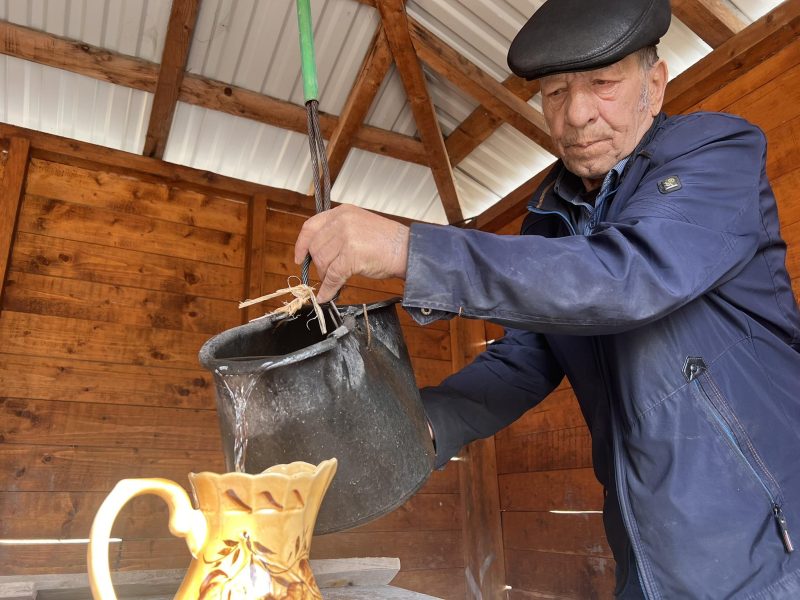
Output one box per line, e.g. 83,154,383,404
408,17,555,156
446,75,541,167
377,0,464,224
671,0,747,48
0,20,426,166
143,0,202,159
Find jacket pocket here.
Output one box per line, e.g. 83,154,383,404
685,356,794,554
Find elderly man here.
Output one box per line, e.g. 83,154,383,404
295,0,800,597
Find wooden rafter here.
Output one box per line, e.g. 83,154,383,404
446,76,541,166
477,0,800,233
0,20,426,166
377,0,463,224
143,0,202,159
326,26,393,185
408,17,555,155
671,0,747,48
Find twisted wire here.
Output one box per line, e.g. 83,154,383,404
301,99,332,286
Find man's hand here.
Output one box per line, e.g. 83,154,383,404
294,205,410,303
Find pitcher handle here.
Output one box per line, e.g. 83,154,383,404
87,478,208,600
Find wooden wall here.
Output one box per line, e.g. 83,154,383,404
0,127,464,599
488,30,800,600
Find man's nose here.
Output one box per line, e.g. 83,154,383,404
564,89,598,128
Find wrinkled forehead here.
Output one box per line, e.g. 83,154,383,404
539,54,639,86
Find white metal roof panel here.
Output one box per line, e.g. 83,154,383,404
0,54,150,153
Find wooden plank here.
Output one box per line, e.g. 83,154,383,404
771,168,800,228
765,114,800,182
0,311,210,370
0,537,193,575
723,59,800,132
0,137,30,306
671,0,746,48
446,77,542,167
684,33,800,114
664,0,800,114
143,0,201,158
378,0,464,224
17,195,245,267
351,493,461,532
498,469,604,512
178,76,428,166
495,427,593,474
0,20,159,91
409,18,555,155
311,530,463,571
449,318,506,600
0,491,176,539
327,27,393,184
0,398,219,451
3,271,239,334
0,353,215,410
390,569,466,600
417,462,460,494
410,356,452,388
243,194,268,323
11,230,242,301
502,511,611,558
25,159,248,234
0,444,224,492
505,549,615,599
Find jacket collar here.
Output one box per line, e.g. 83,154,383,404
528,112,667,214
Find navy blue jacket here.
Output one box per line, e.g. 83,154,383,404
404,112,800,598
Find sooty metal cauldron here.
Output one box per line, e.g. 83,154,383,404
198,298,434,534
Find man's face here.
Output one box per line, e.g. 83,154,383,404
540,53,666,190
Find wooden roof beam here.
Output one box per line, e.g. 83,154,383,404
143,0,202,159
671,0,747,48
0,19,426,166
408,17,556,156
326,26,392,185
446,76,542,166
377,0,464,224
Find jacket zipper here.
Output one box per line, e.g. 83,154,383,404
527,207,577,236
687,357,794,554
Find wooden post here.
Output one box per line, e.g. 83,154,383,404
451,317,508,599
243,194,268,323
0,137,30,308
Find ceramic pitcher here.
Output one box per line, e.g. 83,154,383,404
87,459,337,600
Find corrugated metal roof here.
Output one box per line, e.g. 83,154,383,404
0,0,787,223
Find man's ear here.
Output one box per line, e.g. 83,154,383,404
649,59,669,115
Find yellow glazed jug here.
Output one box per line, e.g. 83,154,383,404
87,459,337,600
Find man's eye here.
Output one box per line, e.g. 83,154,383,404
547,88,566,97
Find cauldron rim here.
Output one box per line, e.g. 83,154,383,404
197,297,400,375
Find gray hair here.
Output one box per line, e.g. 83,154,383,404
637,45,660,72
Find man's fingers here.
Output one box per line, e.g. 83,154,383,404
317,259,349,304
294,212,330,265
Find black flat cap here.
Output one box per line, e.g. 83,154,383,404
508,0,671,80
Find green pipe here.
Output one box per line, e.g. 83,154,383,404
296,0,319,103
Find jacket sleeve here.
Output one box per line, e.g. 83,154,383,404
403,115,767,335
422,327,563,468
